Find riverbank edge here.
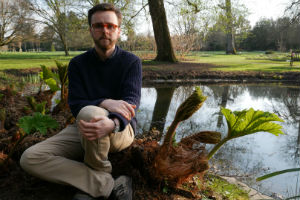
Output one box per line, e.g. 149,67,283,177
2,67,300,86
142,70,300,86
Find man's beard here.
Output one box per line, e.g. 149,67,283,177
94,36,116,51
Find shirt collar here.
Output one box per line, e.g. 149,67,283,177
92,46,117,61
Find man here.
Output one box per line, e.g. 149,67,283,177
20,3,142,200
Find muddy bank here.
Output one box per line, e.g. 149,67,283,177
142,69,300,85
3,63,300,86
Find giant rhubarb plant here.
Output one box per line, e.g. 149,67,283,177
149,87,284,185
151,87,209,183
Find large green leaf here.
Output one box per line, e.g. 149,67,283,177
221,107,284,138
18,112,58,135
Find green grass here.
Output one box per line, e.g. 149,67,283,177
0,51,82,70
203,174,249,200
185,51,300,72
1,50,300,73
183,174,250,199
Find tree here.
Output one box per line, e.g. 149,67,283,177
148,0,177,62
0,0,31,47
285,0,300,22
245,19,277,51
222,0,236,54
29,0,77,56
214,0,250,53
171,0,206,55
16,21,38,51
66,11,93,51
39,26,56,51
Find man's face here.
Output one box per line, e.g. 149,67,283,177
90,11,121,51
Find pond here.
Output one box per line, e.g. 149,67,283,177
136,83,300,199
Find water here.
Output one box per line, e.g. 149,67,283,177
136,84,300,198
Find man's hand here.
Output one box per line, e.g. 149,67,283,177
100,99,136,120
78,116,114,141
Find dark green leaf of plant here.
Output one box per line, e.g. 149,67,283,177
18,112,58,135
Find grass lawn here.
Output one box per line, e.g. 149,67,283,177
0,51,82,70
0,50,300,72
185,51,300,72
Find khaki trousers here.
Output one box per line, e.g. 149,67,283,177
20,106,134,198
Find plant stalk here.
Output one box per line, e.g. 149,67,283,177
4,132,27,165
162,120,180,148
207,137,229,160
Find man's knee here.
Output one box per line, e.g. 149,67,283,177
76,106,108,122
20,147,35,172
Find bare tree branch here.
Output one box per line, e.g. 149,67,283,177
128,2,148,23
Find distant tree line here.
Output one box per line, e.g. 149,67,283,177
1,0,300,59
205,17,300,51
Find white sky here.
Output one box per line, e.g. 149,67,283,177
134,0,292,35
243,0,291,27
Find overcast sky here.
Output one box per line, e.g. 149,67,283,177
244,0,291,26
135,0,292,35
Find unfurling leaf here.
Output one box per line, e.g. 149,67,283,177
162,87,207,148
180,131,222,145
40,65,53,80
18,112,58,135
35,101,47,115
174,87,207,123
221,107,284,138
55,60,68,86
45,78,60,92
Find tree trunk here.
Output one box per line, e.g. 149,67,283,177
58,33,69,56
225,0,236,55
150,87,175,133
217,86,229,128
148,0,177,62
297,120,300,153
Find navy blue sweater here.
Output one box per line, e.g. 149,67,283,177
68,46,142,134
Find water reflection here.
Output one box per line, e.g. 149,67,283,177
136,84,300,198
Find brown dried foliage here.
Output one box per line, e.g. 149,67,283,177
180,131,222,148
151,144,209,185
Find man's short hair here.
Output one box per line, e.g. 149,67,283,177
88,3,122,27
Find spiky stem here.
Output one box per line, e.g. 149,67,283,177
207,138,229,160
162,120,180,148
